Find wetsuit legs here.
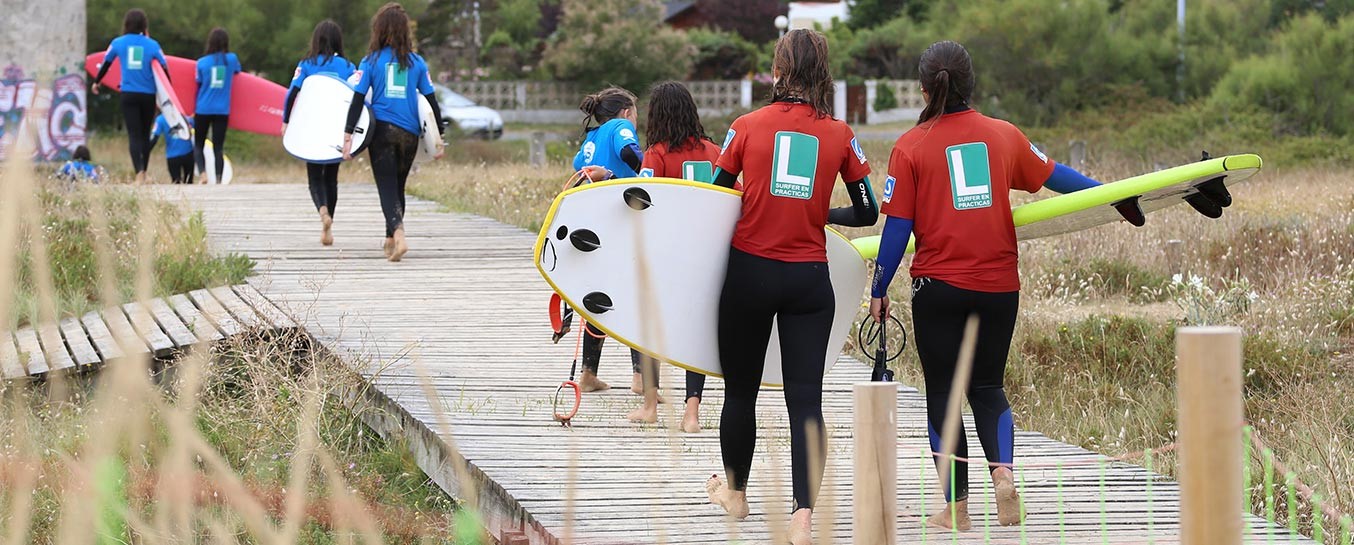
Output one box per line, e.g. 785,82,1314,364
368,121,418,237
120,92,156,174
166,154,194,184
194,114,229,181
580,322,652,385
717,247,833,511
686,371,706,401
911,278,1020,502
306,162,340,215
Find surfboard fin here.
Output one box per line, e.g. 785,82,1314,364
1193,176,1232,208
1185,193,1224,219
623,187,654,210
582,292,613,314
1112,197,1147,227
569,229,601,252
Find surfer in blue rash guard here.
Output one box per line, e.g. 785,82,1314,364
282,19,357,246
194,27,242,184
868,41,1104,531
91,8,169,184
564,86,661,407
341,2,444,262
705,29,878,545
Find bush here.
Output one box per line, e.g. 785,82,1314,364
686,27,759,80
873,82,898,111
540,0,694,92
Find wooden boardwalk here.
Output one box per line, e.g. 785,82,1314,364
156,183,1311,545
2,284,295,380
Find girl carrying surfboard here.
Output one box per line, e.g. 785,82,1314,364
636,80,724,432
341,2,444,262
868,40,1105,531
194,28,242,185
90,9,169,184
705,29,879,545
564,86,660,407
282,19,357,246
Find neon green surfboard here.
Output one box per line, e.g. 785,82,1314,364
852,153,1263,258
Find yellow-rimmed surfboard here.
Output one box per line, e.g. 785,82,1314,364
535,178,868,388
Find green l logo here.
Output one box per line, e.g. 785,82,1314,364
770,131,819,200
947,142,992,210
682,161,713,183
210,66,226,89
386,63,408,99
127,47,144,69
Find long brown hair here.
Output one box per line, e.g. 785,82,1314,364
579,86,636,133
917,41,975,125
307,20,345,61
368,2,414,68
771,29,834,118
645,81,708,153
204,27,229,57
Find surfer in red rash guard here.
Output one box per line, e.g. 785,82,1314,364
868,41,1105,531
704,29,878,545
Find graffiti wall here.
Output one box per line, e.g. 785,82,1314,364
0,0,85,162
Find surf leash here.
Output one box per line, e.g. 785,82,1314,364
858,312,905,382
553,318,585,427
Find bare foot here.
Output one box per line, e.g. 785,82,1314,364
383,237,394,258
705,475,749,519
389,228,408,262
579,370,609,392
926,500,972,531
789,508,813,545
681,398,701,433
320,207,334,246
626,400,657,423
631,372,643,394
993,468,1023,526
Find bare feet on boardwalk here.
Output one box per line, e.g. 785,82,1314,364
579,369,609,392
626,399,657,423
681,398,701,433
630,372,665,402
320,207,334,246
926,500,972,531
389,227,408,262
789,508,813,545
383,237,394,258
705,475,749,519
993,468,1023,526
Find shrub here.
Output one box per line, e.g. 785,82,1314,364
540,0,694,92
686,27,758,80
873,82,898,111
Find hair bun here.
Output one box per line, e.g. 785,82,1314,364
579,94,600,115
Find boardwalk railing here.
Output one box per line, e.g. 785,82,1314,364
1,284,296,380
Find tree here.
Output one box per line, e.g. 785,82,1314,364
686,27,758,80
847,0,934,28
540,0,694,92
695,0,787,44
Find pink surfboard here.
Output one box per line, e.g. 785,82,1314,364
87,52,286,136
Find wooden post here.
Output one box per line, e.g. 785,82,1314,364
1069,140,1086,170
529,132,546,168
853,382,898,545
1177,326,1244,545
1166,239,1184,278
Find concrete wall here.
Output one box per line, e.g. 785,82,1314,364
0,0,87,161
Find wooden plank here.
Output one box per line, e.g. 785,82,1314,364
12,328,49,376
81,311,124,362
122,302,174,357
35,322,75,373
232,283,297,329
209,286,265,330
189,289,241,337
168,293,222,342
59,317,101,367
1,332,24,380
148,297,197,348
101,307,149,356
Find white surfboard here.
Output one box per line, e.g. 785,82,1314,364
152,64,191,141
535,179,869,387
283,74,372,163
199,140,233,185
414,94,441,162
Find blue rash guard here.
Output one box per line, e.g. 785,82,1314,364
352,48,435,135
152,114,194,159
58,161,101,182
195,52,241,115
99,34,168,94
572,118,642,178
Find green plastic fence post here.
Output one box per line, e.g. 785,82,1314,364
1145,450,1155,544
94,456,127,545
950,455,958,545
1286,472,1298,535
1312,494,1324,544
1100,460,1108,545
1057,463,1065,543
1264,448,1275,545
1244,426,1254,540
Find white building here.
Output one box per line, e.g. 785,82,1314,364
787,1,849,30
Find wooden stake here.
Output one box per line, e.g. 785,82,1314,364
1166,239,1184,277
1177,326,1243,545
853,382,898,545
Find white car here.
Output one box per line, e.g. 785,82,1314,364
433,84,504,140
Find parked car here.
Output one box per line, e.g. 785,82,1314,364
433,84,504,140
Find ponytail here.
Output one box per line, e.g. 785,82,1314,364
916,41,975,125
578,86,636,133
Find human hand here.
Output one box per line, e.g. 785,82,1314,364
434,141,445,160
280,123,287,137
869,297,889,323
341,134,353,161
90,82,101,95
581,165,611,182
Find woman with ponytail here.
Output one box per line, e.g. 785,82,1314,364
868,40,1105,531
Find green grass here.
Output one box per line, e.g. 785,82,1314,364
7,182,253,328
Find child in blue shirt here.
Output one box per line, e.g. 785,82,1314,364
56,146,104,183
90,9,168,184
195,27,242,184
282,19,357,247
150,114,195,184
341,3,444,262
572,87,643,182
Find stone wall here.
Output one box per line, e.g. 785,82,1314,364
0,0,87,161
